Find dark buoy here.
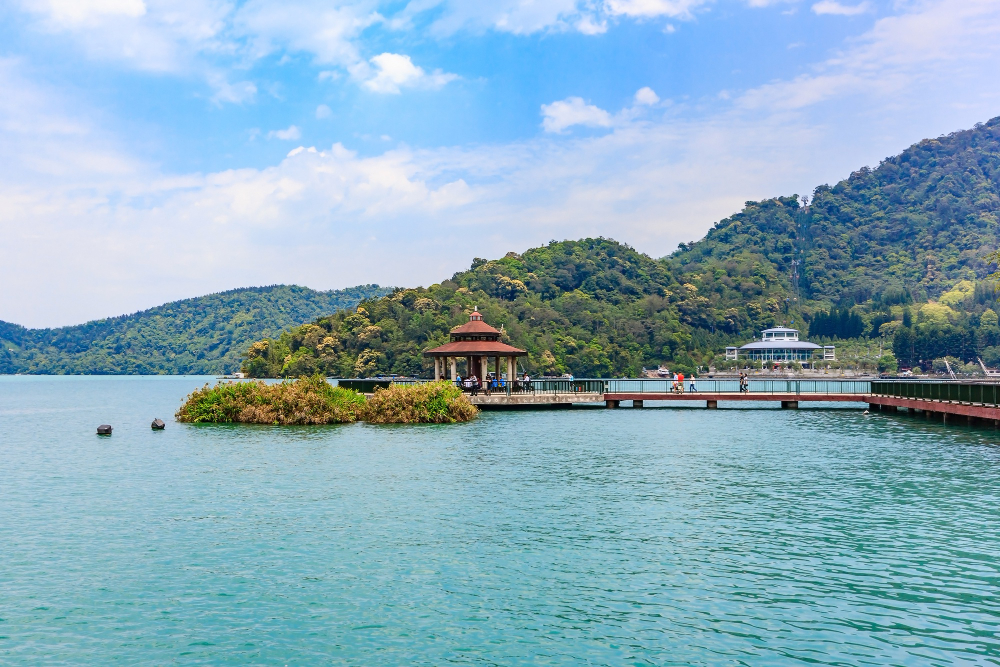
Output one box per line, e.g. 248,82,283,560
97,424,112,436
151,418,165,430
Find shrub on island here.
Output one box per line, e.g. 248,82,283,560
176,376,365,425
175,377,478,425
363,381,478,424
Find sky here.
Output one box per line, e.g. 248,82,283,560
2,0,1000,328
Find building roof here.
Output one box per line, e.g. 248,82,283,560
762,327,798,333
450,319,501,336
424,308,526,357
738,340,821,351
449,308,502,338
424,340,527,357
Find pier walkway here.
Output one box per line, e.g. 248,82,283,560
337,378,1000,426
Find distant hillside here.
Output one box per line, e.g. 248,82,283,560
670,116,1000,305
0,284,390,374
242,117,1000,378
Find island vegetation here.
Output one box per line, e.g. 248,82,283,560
241,117,1000,378
175,377,477,425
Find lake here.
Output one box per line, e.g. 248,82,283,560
2,376,999,664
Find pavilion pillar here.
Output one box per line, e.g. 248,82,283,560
495,356,501,379
507,356,515,382
450,357,457,381
434,357,440,380
481,356,488,381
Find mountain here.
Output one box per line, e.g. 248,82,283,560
242,116,1000,378
0,285,390,375
670,116,1000,305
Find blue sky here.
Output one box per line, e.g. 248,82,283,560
2,0,1000,327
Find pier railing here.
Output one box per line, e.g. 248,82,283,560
872,380,1000,405
336,378,874,396
604,379,872,395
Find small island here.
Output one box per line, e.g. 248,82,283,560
175,376,477,425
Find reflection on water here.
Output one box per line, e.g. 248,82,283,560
1,376,999,664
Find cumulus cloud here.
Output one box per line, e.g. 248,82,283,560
359,53,457,94
268,125,302,140
634,86,660,105
811,1,870,16
316,104,332,119
541,97,613,133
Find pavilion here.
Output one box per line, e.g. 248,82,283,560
424,308,527,381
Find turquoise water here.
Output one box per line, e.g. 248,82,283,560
2,376,1000,665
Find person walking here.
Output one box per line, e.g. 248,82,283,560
677,372,685,394
689,374,697,393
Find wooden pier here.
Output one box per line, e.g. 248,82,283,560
339,378,1000,426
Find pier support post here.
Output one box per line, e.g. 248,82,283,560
908,407,916,416
605,400,619,409
781,401,799,409
942,412,949,424
868,403,878,412
706,400,718,409
632,400,644,408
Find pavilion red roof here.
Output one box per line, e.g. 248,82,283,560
423,340,527,357
450,319,501,336
424,308,526,357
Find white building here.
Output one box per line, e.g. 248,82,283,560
726,327,835,365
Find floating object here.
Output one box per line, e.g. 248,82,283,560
151,418,165,430
863,410,870,416
97,424,112,436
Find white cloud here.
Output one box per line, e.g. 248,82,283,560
316,104,332,119
234,0,379,66
741,0,1000,111
811,1,870,16
360,53,457,94
19,0,232,72
541,97,614,133
209,74,257,105
37,0,148,23
604,0,708,19
634,86,660,105
268,125,302,140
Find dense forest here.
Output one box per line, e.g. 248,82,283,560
244,116,1000,378
0,285,388,374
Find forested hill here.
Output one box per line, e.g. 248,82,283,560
0,284,389,374
243,116,1000,378
670,116,1000,303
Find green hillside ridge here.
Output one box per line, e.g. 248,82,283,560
244,116,1000,378
0,284,390,375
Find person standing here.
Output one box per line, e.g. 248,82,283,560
678,372,685,394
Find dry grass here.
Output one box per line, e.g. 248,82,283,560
362,381,478,424
176,376,365,425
